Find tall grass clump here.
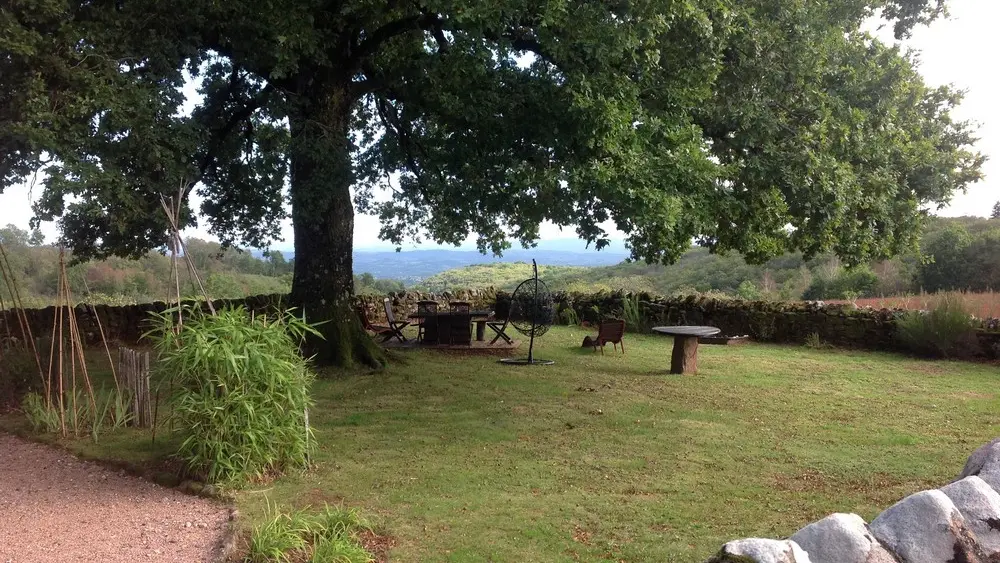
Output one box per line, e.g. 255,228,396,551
246,501,374,563
621,294,646,332
557,305,579,326
149,305,319,484
21,386,132,439
247,501,310,563
895,293,980,358
21,392,61,433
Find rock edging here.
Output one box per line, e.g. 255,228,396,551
704,438,1000,563
214,508,240,563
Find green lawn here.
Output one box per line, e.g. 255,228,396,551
5,327,1000,561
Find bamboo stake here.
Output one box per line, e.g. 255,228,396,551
160,188,185,329
151,385,160,443
144,352,151,427
0,248,29,343
178,236,215,313
133,351,140,426
45,293,58,408
55,254,66,438
70,305,77,437
65,281,98,433
160,188,215,314
0,290,12,345
60,256,78,437
80,276,119,392
0,243,45,391
146,354,150,426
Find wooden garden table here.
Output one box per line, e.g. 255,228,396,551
651,325,721,374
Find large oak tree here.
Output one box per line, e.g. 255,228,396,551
1,0,984,366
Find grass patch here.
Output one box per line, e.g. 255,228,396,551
244,501,373,563
4,327,1000,561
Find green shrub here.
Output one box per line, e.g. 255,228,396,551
149,305,319,484
621,294,646,332
247,502,373,563
301,505,371,542
247,503,309,563
803,332,832,350
895,293,980,358
310,536,372,563
557,305,579,326
803,267,879,300
736,280,760,301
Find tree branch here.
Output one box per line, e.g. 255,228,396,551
190,82,275,195
353,12,438,62
374,96,439,206
488,30,561,70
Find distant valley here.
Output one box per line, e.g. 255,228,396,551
262,239,631,283
352,248,628,283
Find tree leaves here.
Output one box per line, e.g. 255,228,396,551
0,0,983,270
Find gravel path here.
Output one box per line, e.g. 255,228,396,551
0,433,231,562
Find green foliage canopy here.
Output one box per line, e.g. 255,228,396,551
1,0,979,263
1,0,984,364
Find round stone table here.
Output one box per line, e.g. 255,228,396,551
651,326,721,374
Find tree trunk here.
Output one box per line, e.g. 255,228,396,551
288,86,386,369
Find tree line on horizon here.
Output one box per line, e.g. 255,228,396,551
418,215,1000,301
0,224,411,307
1,213,994,308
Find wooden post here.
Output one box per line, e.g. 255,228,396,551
670,336,700,375
119,346,152,428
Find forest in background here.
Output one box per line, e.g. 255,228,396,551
417,215,1000,300
0,224,409,307
0,214,997,307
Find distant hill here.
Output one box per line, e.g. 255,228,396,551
261,215,1000,300
418,249,814,296
255,239,630,283
352,248,628,284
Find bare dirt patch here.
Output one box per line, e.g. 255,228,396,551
358,529,397,563
772,468,829,493
0,433,231,562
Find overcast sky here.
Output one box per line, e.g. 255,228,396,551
2,0,996,251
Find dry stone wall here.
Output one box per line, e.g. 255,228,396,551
2,287,999,356
552,292,898,348
549,291,1000,358
0,289,499,347
356,288,498,324
705,438,1000,563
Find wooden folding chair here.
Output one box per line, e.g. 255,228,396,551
383,298,410,342
356,306,394,342
487,311,513,345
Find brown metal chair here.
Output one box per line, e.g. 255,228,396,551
356,305,394,342
382,298,410,343
592,319,626,354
